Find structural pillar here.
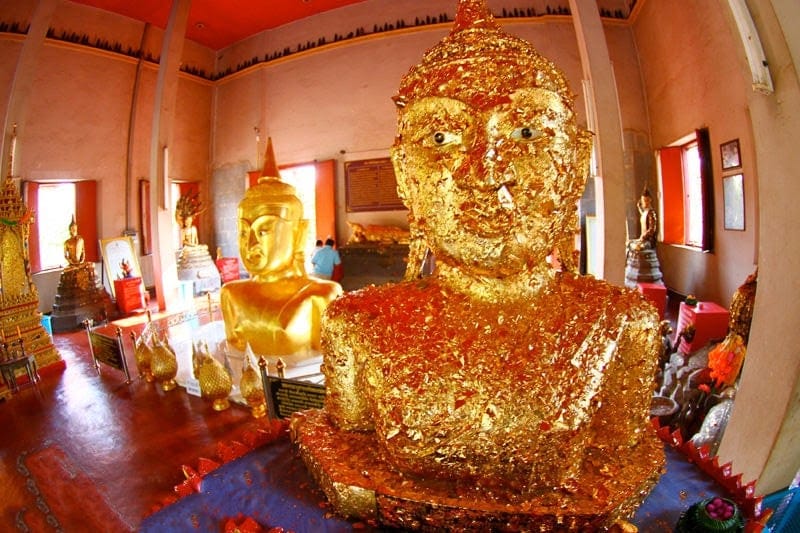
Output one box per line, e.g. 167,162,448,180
149,0,191,310
569,0,627,285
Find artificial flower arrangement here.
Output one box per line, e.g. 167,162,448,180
707,333,747,388
685,294,698,306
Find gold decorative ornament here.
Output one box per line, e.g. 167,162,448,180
239,346,266,418
131,330,154,383
220,137,342,360
292,1,664,530
193,341,232,411
149,332,178,392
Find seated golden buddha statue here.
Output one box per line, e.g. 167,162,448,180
64,216,85,268
220,146,342,364
52,217,114,331
175,195,221,295
292,0,664,529
179,214,199,248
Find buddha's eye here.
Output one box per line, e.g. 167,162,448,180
429,131,461,146
511,126,543,141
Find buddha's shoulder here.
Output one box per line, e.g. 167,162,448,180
327,279,453,316
551,273,659,325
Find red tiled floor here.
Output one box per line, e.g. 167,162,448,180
0,323,264,531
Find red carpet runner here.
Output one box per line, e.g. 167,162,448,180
18,444,129,531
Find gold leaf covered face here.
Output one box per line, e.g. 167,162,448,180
391,0,592,276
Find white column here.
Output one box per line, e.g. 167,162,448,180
569,0,627,285
149,0,191,310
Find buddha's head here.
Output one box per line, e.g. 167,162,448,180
391,0,592,277
237,176,307,279
68,216,78,237
640,188,652,209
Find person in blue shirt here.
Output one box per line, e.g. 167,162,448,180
311,238,341,280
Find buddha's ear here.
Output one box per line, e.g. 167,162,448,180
295,219,309,251
391,142,414,206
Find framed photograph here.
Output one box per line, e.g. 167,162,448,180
100,236,142,296
723,173,745,231
720,139,741,170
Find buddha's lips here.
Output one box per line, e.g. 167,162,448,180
245,251,263,263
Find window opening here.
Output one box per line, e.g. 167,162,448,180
280,164,318,268
37,183,76,270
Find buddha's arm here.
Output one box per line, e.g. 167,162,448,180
591,304,661,447
321,311,373,431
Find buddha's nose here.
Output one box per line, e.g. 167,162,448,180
247,229,259,248
469,136,513,191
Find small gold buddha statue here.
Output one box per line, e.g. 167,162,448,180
64,216,85,267
179,215,199,248
220,138,342,362
628,188,658,252
624,187,663,286
51,217,115,330
292,1,664,529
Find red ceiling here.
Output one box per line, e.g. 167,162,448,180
69,0,370,51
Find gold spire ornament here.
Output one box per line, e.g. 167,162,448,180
291,1,664,530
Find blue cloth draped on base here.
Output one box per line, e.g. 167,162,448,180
140,438,746,532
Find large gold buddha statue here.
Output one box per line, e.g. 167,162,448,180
292,1,664,529
220,139,342,363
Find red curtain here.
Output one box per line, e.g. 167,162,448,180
314,159,336,243
76,180,98,262
659,147,684,245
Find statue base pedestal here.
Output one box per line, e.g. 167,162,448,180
177,245,221,296
51,265,116,332
291,409,664,531
625,247,663,288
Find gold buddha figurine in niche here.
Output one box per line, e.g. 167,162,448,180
293,0,664,529
220,139,342,362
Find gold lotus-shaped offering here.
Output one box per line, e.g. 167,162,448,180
239,348,267,418
131,331,154,383
150,333,178,392
194,342,233,411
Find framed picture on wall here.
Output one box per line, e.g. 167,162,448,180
720,139,741,170
100,236,142,296
723,173,745,231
